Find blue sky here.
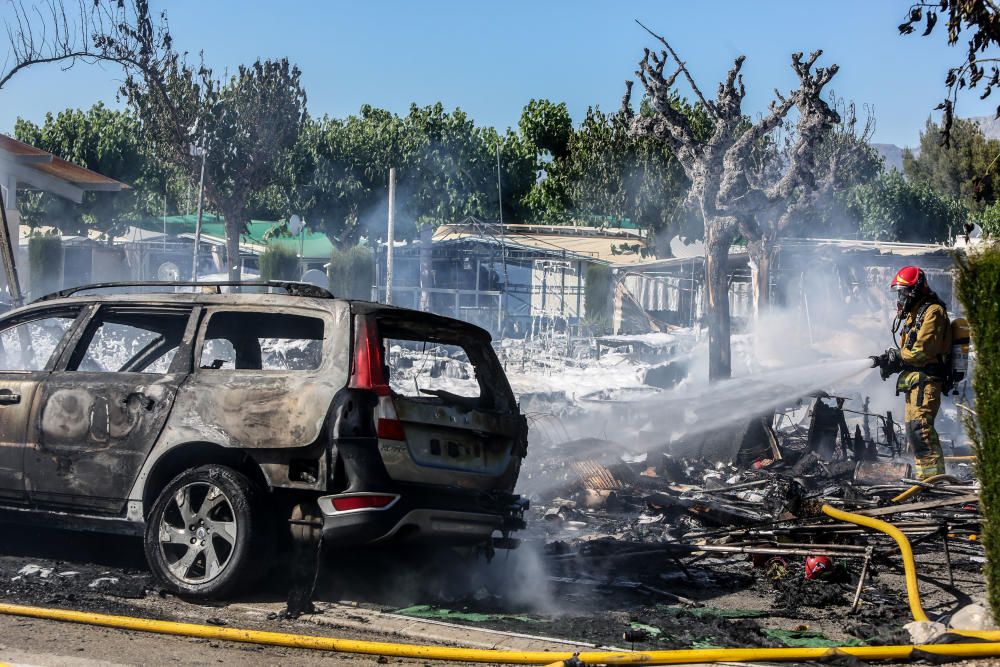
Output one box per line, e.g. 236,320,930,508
0,1,992,147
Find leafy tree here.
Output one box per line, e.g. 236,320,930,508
903,117,1000,213
519,99,573,159
519,96,708,249
402,103,503,231
257,103,535,245
977,200,1000,237
898,1,1000,143
13,103,182,235
843,169,967,242
122,48,308,280
565,100,705,250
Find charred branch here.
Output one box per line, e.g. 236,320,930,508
635,19,714,114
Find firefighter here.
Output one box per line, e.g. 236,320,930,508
870,266,951,480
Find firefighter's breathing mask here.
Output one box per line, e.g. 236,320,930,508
893,284,918,315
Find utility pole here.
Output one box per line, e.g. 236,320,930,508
0,190,22,307
191,143,207,281
386,167,396,305
496,143,508,334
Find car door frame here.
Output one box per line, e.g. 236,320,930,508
0,304,88,504
24,302,200,514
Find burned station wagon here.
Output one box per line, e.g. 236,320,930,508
0,281,528,598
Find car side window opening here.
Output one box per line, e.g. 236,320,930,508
70,309,190,374
0,315,76,371
200,311,324,371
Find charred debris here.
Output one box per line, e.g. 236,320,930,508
497,330,982,636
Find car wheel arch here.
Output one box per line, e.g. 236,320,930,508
140,442,271,519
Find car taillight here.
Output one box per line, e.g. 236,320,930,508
376,417,406,441
331,494,398,512
349,316,389,396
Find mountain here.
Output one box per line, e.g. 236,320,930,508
872,143,908,172
970,114,1000,140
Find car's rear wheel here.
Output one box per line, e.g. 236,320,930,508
144,464,269,598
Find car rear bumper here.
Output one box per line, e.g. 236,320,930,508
316,488,527,546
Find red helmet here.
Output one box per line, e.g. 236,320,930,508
891,266,928,293
804,555,833,580
891,266,928,313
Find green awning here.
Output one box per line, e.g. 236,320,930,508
136,214,335,259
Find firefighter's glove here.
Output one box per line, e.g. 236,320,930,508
870,347,902,381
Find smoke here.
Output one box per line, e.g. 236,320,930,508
311,542,556,614
516,250,968,488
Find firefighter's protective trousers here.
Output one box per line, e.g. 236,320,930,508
897,296,950,480
903,380,945,479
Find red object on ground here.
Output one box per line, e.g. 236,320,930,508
804,555,833,580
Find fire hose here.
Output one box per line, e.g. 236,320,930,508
2,600,1000,665
890,473,963,503
821,504,1000,640
0,507,995,664
4,597,1000,665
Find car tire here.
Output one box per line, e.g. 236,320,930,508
144,464,270,599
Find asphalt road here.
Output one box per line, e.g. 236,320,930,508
0,519,991,666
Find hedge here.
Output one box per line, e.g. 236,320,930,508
328,246,374,300
956,245,1000,621
28,232,63,299
584,263,613,334
259,245,300,281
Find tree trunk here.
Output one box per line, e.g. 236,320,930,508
747,235,775,318
419,225,433,311
704,227,732,381
223,213,242,283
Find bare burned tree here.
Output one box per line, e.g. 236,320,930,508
744,98,877,314
623,23,840,380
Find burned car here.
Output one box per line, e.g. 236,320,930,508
0,281,527,598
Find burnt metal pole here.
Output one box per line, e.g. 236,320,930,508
0,190,23,307
496,143,508,334
386,167,396,305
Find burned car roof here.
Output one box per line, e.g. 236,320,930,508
3,291,494,341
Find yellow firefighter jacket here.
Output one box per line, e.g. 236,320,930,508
897,296,951,393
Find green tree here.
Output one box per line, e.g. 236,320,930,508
518,99,572,159
13,103,181,235
903,118,1000,213
124,54,308,281
843,170,967,242
978,201,1000,238
564,100,705,250
258,103,535,245
519,96,708,248
517,99,574,222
